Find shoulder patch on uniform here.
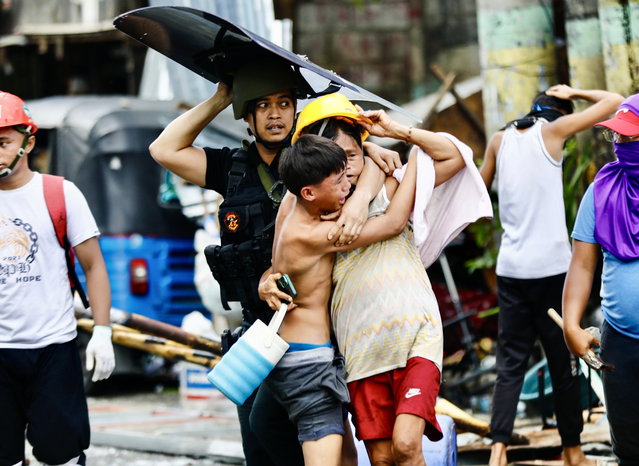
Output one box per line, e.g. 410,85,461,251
224,211,240,232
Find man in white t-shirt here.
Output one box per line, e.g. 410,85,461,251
0,91,115,466
479,85,623,466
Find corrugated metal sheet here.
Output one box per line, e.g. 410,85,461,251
139,0,292,106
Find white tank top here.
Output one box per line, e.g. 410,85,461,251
495,121,572,279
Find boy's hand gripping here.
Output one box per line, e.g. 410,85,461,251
276,274,297,305
260,272,297,311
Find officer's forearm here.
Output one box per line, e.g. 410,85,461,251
150,94,229,159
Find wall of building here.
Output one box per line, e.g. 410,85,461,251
4,0,145,34
476,0,559,136
422,1,480,95
291,0,480,104
565,0,605,94
0,0,148,99
598,0,639,95
477,0,639,138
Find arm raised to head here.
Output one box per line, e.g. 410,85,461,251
149,83,233,187
542,85,624,158
358,108,464,186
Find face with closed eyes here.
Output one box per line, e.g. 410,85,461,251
334,130,364,186
305,168,351,213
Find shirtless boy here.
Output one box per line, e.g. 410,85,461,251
265,134,417,466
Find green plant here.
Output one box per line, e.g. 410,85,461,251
350,0,382,9
562,137,593,233
465,205,501,274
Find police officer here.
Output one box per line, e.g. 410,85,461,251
149,57,399,465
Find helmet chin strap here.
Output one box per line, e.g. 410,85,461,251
0,133,29,178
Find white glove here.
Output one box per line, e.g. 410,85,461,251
85,325,115,382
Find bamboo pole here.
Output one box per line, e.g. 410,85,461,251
75,307,222,355
435,397,528,444
77,318,220,369
435,397,490,436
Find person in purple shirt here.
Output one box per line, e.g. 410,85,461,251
563,92,639,465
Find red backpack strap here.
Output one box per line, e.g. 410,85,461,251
42,174,66,248
42,174,90,309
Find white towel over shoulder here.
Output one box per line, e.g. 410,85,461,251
393,132,493,268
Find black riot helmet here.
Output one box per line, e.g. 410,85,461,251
232,57,306,120
232,57,312,150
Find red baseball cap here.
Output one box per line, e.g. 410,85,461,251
595,93,639,136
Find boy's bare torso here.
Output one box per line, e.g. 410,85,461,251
272,195,335,345
271,152,417,347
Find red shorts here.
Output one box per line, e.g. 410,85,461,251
347,357,442,441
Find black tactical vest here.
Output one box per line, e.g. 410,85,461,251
204,148,279,323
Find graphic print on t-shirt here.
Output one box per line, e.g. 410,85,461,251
0,214,40,285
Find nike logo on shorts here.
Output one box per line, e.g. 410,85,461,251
405,388,422,398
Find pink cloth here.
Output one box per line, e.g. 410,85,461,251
393,133,493,268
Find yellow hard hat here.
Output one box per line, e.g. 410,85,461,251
292,93,372,143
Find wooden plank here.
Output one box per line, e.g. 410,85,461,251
513,461,563,466
459,421,611,452
421,71,456,130
430,63,486,139
77,318,220,369
76,307,222,355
